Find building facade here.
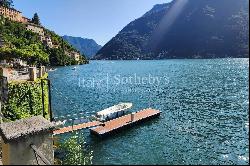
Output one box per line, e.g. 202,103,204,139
0,6,29,23
22,16,30,23
70,51,81,61
26,24,44,36
44,36,53,48
13,58,27,67
39,35,53,48
65,51,81,61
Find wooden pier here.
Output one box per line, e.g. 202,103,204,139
90,108,161,138
53,121,102,135
53,108,161,136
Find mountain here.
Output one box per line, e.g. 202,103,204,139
62,35,102,58
94,0,249,60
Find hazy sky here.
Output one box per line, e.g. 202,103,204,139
14,0,171,46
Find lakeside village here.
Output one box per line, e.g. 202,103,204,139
0,4,161,165
0,4,93,165
0,5,86,81
0,2,164,165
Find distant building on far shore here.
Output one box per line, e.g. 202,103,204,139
65,51,81,61
26,24,54,48
0,6,29,23
44,36,53,48
71,51,81,61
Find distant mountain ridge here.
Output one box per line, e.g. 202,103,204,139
94,0,249,60
62,35,102,58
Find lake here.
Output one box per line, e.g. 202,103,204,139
49,59,249,165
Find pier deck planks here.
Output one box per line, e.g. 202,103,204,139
90,109,161,137
53,109,161,136
53,121,102,135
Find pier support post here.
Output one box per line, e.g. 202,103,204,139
0,116,57,165
131,113,135,122
29,67,37,81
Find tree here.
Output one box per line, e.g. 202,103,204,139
31,13,41,25
0,0,13,8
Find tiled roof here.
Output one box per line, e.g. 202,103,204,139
26,22,43,29
0,116,57,143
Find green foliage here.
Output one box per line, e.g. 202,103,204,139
49,48,79,66
0,18,49,65
45,30,76,52
46,29,89,65
58,132,93,165
2,75,49,121
0,45,49,65
0,16,89,66
31,13,41,26
0,0,13,8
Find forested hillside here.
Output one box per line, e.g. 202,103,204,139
0,16,88,66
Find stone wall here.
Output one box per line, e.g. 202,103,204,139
1,132,54,165
0,116,56,165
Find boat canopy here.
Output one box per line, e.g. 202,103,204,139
96,103,132,116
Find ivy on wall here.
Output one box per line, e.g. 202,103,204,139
2,74,49,122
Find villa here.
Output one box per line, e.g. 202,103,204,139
0,6,83,64
65,51,81,61
0,6,29,23
26,23,45,36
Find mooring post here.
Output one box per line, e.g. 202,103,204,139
0,116,57,165
131,112,135,122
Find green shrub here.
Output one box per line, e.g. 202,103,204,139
57,132,93,165
2,75,49,121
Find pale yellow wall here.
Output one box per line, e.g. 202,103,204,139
1,137,10,165
0,6,23,22
1,133,54,165
73,53,80,61
26,24,44,36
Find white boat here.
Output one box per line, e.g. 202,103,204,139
49,68,57,72
72,67,76,70
96,103,133,122
54,120,67,129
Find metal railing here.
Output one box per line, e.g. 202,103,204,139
30,144,51,165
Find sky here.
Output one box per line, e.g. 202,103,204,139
14,0,171,46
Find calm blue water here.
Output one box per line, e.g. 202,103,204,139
49,59,249,165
